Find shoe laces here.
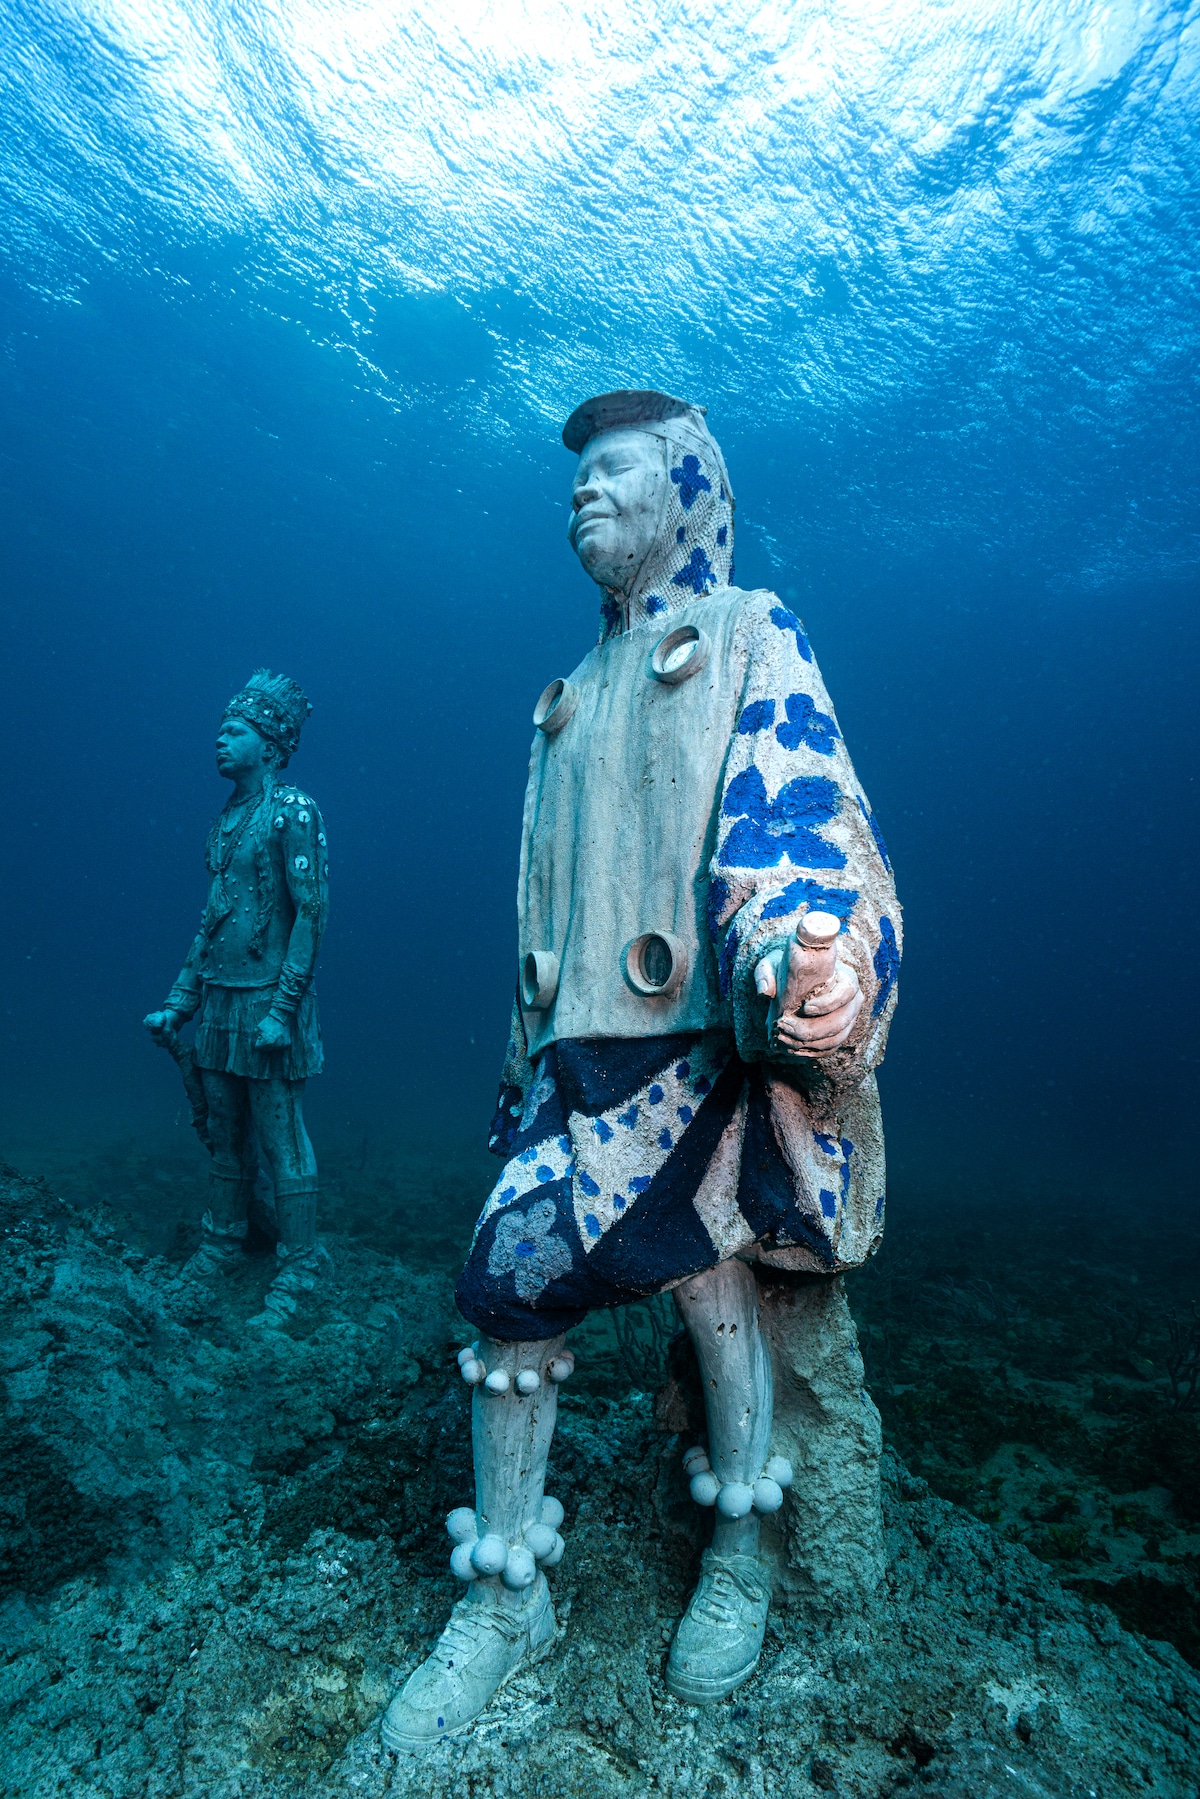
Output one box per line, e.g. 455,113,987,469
692,1554,769,1624
432,1599,524,1668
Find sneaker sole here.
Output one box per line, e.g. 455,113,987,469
664,1650,763,1705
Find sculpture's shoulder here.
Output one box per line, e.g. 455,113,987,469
268,787,326,843
272,785,323,816
718,582,778,614
714,584,819,670
716,583,799,629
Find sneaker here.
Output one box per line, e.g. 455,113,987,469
381,1576,555,1749
180,1227,244,1283
248,1244,326,1329
665,1549,771,1703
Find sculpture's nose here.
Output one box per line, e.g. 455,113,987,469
572,479,599,511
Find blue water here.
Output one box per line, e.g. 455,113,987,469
1,2,1198,1205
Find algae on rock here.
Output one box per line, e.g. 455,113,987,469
1,1161,1199,1798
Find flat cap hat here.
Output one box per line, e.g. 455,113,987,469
561,389,711,454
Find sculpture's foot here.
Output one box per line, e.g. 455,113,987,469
381,1576,555,1750
248,1244,326,1330
665,1550,771,1704
179,1226,244,1283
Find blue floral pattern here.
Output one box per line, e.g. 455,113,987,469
769,605,813,662
671,546,716,594
858,796,892,873
487,1195,574,1302
738,698,775,735
776,691,839,755
719,767,846,871
671,454,712,510
872,916,900,1017
760,877,859,923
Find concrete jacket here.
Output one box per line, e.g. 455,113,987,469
505,577,901,1274
518,583,899,1088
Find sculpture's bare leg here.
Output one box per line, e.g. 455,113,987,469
246,1076,317,1249
667,1257,775,1703
675,1257,774,1554
382,1335,573,1748
246,1076,321,1327
182,1070,254,1278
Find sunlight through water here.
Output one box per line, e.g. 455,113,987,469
4,0,1199,587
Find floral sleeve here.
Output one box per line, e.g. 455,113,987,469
708,595,901,1088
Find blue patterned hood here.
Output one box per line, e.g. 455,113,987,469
588,407,737,640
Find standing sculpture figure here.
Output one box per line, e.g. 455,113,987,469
383,392,900,1746
144,671,329,1328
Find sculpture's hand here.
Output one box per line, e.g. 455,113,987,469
769,953,863,1056
144,1009,183,1042
754,912,863,1058
255,1013,291,1053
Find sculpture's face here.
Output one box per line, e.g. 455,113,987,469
568,427,666,592
216,715,276,780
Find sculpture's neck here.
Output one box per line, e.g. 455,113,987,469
598,575,695,641
226,769,272,807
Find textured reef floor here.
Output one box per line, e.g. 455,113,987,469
1,1149,1198,1798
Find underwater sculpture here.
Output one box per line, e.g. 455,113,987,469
382,392,900,1747
144,671,329,1328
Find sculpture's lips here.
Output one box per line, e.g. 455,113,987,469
572,509,615,538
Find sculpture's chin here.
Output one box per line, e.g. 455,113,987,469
574,518,651,592
574,540,622,591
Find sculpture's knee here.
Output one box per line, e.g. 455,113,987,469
250,1080,316,1185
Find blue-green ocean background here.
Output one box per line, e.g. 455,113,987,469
1,1,1198,1216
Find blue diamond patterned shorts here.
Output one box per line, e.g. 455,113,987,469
455,1031,840,1341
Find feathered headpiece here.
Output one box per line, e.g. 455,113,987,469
223,670,312,762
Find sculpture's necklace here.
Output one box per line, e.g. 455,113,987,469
207,781,272,877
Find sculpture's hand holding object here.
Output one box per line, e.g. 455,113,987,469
754,911,864,1058
143,1009,183,1044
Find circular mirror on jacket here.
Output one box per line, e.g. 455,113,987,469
533,677,579,733
622,931,689,999
521,950,560,1010
649,625,710,685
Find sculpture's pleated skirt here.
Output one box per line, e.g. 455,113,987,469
193,981,323,1082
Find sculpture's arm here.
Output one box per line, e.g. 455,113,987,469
708,597,901,1092
144,931,205,1038
259,798,329,1045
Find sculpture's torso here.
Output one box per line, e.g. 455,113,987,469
519,589,751,1053
200,787,322,985
518,583,889,1065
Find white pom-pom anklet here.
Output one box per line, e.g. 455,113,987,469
682,1445,794,1514
445,1496,567,1584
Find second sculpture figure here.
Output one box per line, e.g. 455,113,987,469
145,669,329,1329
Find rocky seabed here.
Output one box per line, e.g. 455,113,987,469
1,1164,1197,1799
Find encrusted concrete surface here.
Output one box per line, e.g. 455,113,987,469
2,1162,1198,1798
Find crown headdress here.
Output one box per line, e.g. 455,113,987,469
223,670,312,760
